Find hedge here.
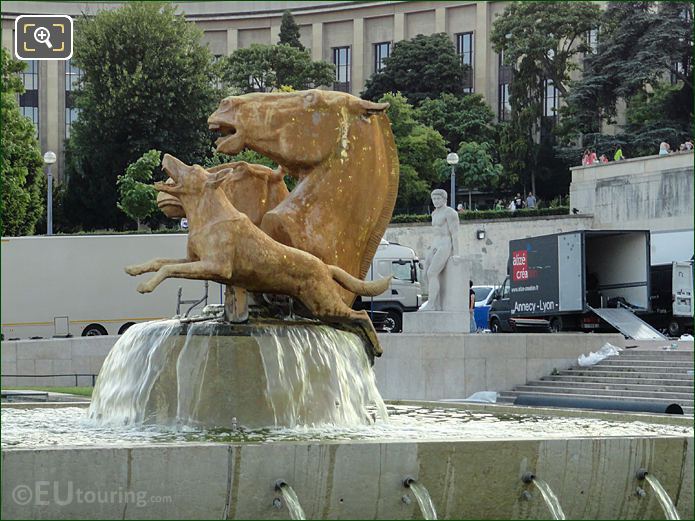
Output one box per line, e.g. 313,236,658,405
391,206,570,224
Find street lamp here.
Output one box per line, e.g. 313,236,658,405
43,151,56,235
446,152,459,209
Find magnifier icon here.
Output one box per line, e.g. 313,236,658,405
33,26,53,49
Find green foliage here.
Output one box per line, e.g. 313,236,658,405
1,48,45,236
362,33,467,105
452,141,503,190
203,148,297,191
117,150,161,227
380,93,448,211
417,93,498,150
559,2,693,156
491,1,600,193
278,10,304,50
61,2,218,231
391,207,570,223
222,44,334,93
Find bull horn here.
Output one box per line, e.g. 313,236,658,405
358,99,390,114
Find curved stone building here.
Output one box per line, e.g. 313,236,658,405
1,1,511,179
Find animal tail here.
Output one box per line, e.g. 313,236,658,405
330,266,391,296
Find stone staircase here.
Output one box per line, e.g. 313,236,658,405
497,349,695,415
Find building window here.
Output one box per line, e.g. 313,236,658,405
65,59,82,139
456,32,474,93
332,46,351,92
498,51,512,122
586,28,598,54
671,60,686,85
212,54,224,90
19,60,39,131
374,42,390,73
543,79,559,118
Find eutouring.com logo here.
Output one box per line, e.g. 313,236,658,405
12,481,172,507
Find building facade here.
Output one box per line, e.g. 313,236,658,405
2,1,514,179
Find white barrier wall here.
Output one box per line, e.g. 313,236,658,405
570,151,694,232
2,333,623,399
1,336,115,387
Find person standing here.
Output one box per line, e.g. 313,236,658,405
526,192,536,208
514,193,524,209
614,145,624,161
469,280,477,333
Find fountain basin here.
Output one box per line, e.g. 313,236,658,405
89,320,385,429
2,403,692,520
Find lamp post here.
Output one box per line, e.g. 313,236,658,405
43,151,56,235
446,152,459,209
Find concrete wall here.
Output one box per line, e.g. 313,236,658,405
375,333,625,401
385,215,593,285
1,336,114,387
570,152,694,232
2,435,692,520
2,332,623,400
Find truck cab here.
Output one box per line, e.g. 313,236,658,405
353,239,422,332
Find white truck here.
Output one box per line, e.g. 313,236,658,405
353,239,422,332
1,234,422,339
1,234,219,340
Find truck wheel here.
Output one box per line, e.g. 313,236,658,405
549,317,563,333
490,318,501,333
118,322,135,335
667,320,681,338
383,310,402,333
82,324,108,336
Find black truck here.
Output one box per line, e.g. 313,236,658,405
488,230,666,339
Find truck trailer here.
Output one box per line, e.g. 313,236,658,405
2,234,421,339
1,234,220,340
488,230,667,339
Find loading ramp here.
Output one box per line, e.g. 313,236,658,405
588,306,667,340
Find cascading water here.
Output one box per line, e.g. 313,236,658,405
254,324,388,427
405,479,438,520
645,475,681,520
530,478,566,520
89,318,387,429
89,320,181,425
276,482,306,520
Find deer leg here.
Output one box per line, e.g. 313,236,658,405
125,257,190,276
137,261,226,294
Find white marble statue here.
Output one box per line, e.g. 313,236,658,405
420,188,461,311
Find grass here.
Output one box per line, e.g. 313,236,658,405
2,386,93,397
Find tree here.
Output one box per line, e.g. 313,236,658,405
558,2,693,157
491,1,600,194
62,2,218,231
117,149,161,229
278,10,304,50
379,93,448,212
222,44,334,93
1,48,45,236
453,142,503,194
362,33,467,105
417,93,497,150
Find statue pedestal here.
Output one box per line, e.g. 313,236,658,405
440,257,469,312
403,257,470,333
402,310,470,333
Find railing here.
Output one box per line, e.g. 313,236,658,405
2,373,98,386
